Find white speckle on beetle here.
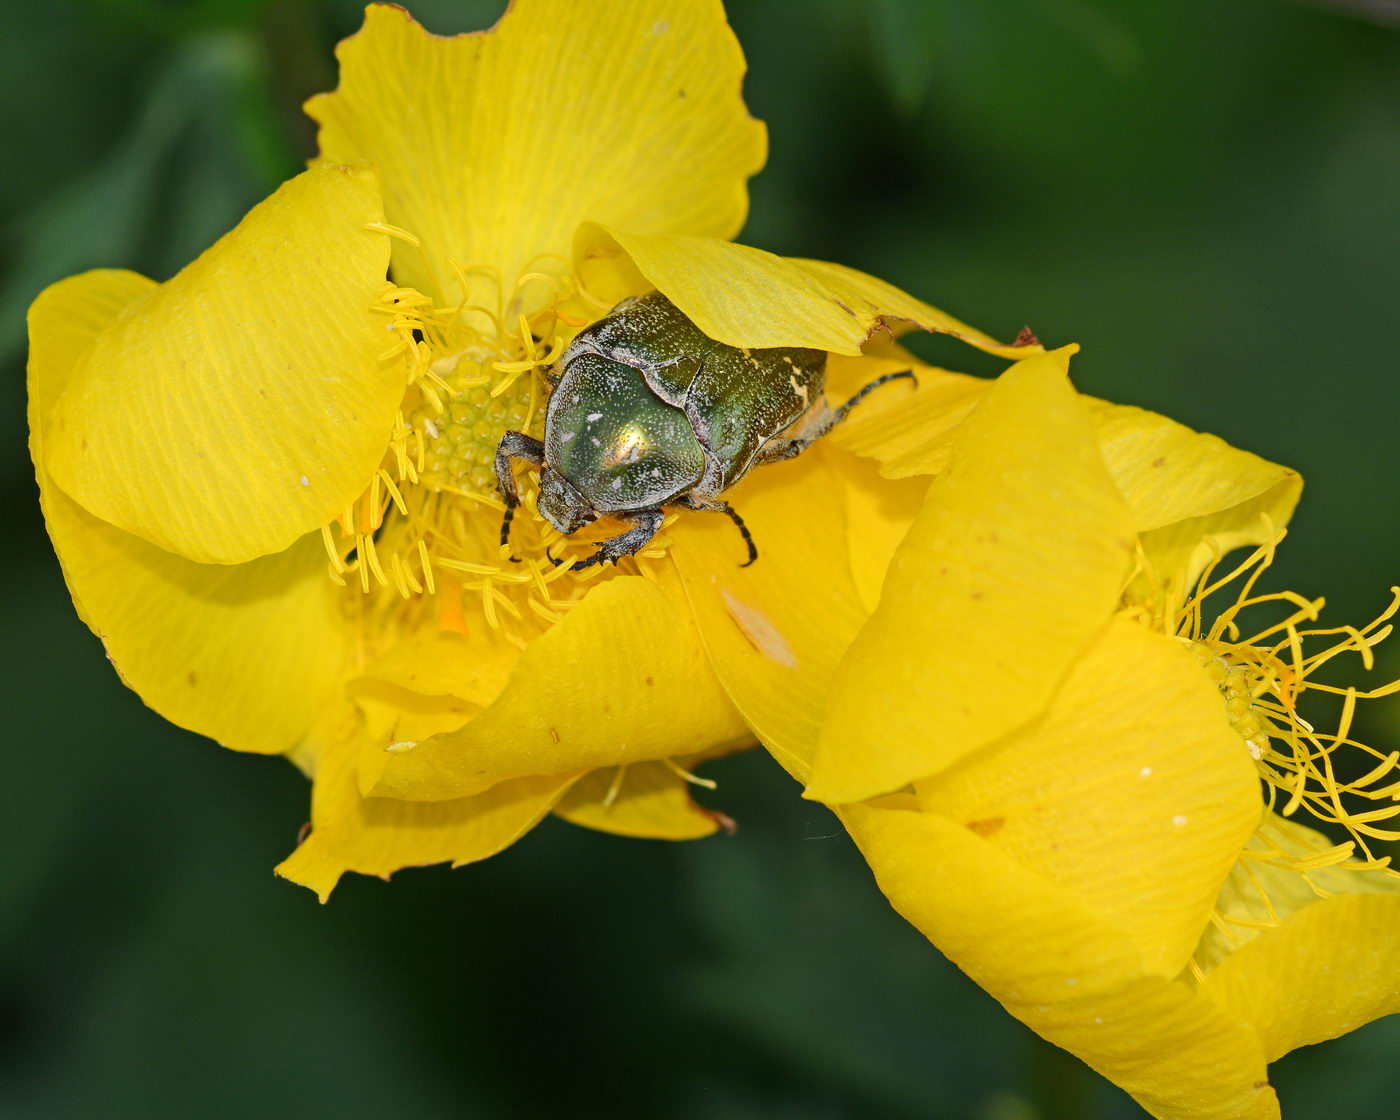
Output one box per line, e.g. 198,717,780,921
1172,814,1189,827
721,589,798,669
586,411,603,423
591,437,601,447
611,477,622,491
560,431,575,443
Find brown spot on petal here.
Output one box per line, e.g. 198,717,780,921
1152,456,1167,467
187,671,197,686
1013,326,1042,347
547,727,561,743
967,817,1005,837
645,676,655,688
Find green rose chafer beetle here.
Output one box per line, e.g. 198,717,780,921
495,291,911,570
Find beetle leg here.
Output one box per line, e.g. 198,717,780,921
754,369,917,466
674,495,758,567
571,509,665,571
494,431,545,559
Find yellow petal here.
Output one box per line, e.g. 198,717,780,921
309,1,765,299
45,165,400,564
46,490,347,755
1090,402,1300,535
1197,812,1400,971
576,226,1039,357
842,801,1278,1120
809,349,1137,802
1135,478,1304,612
832,444,929,613
276,705,576,902
661,447,869,785
1203,891,1400,1064
354,627,515,707
918,615,1259,977
374,575,750,800
554,759,724,840
826,359,991,477
30,269,347,755
27,269,156,452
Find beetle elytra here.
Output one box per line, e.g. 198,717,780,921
495,292,913,570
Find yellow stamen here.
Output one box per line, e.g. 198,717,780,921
661,756,718,791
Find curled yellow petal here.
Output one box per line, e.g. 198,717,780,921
918,616,1259,978
554,759,725,840
374,575,750,800
809,349,1136,802
842,801,1279,1120
276,705,577,902
833,444,929,614
1203,892,1400,1064
1091,403,1300,535
310,1,765,299
577,225,1039,357
662,448,868,785
30,269,347,755
45,165,400,564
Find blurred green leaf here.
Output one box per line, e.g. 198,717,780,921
0,30,290,365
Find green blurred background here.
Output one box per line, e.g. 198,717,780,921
4,1,1398,1116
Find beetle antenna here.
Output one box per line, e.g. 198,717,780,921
831,369,917,425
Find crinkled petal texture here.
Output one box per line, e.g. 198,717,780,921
809,349,1138,802
376,576,751,801
43,166,401,564
842,800,1279,1120
577,224,1039,357
29,271,348,754
310,1,765,296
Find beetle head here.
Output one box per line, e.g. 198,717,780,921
536,467,597,535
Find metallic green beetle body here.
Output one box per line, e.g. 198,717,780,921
553,292,826,504
495,291,909,569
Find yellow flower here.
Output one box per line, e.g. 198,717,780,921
802,352,1400,1119
28,0,1033,899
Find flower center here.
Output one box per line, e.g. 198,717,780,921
1170,531,1400,867
1160,532,1400,976
315,235,674,657
1186,640,1272,761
